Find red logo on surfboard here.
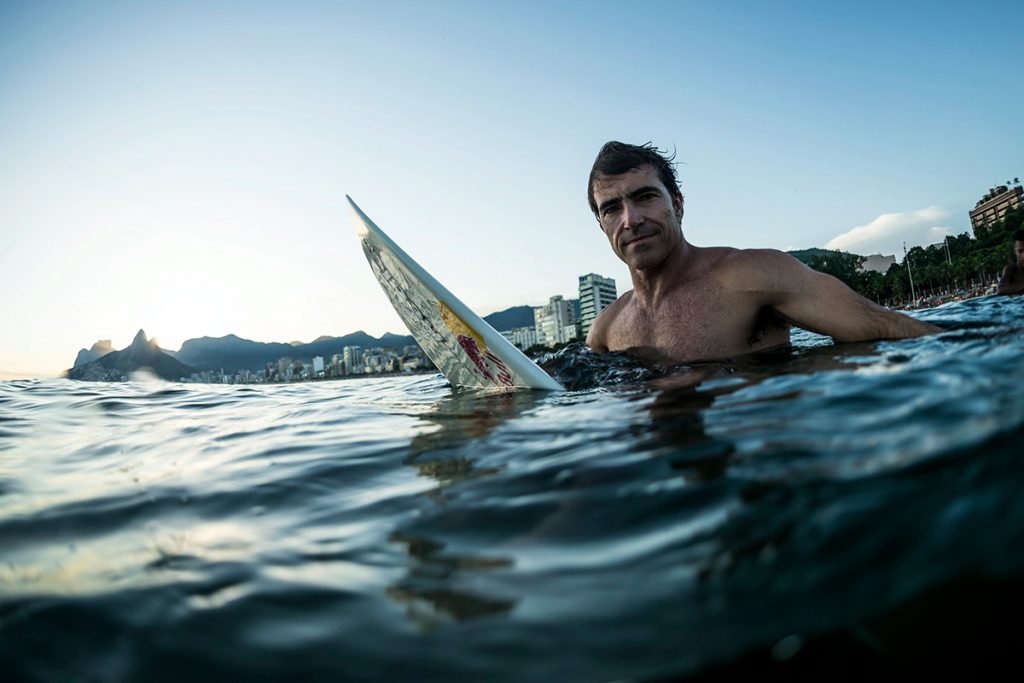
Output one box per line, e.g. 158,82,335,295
456,334,515,387
438,301,515,387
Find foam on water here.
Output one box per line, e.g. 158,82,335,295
1,295,1023,680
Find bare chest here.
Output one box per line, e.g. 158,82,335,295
605,283,789,362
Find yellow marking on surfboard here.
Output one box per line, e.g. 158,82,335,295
438,301,486,349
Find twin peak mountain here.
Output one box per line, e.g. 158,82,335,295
67,330,196,381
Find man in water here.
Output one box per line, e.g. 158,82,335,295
585,141,941,363
996,229,1024,296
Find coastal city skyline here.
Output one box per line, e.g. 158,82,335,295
2,1,1022,378
65,268,619,382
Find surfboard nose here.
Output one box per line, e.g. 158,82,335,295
346,195,372,237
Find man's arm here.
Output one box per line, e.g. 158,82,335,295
997,265,1024,295
728,250,941,341
585,321,609,353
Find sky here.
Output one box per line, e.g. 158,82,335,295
2,0,1022,378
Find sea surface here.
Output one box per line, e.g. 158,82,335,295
2,295,1024,681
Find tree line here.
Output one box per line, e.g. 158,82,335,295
804,207,1023,307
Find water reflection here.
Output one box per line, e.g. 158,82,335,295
385,390,538,625
620,343,877,481
387,531,516,628
404,388,543,493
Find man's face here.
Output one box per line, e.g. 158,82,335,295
591,165,684,272
1015,240,1024,267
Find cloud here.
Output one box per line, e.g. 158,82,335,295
825,206,954,258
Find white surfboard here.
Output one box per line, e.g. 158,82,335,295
347,196,564,391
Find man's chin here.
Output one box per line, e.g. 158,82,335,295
628,255,666,272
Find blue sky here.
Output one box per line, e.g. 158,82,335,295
2,0,1021,377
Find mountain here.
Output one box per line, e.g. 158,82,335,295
172,331,417,373
67,330,198,381
483,305,535,331
73,339,115,368
172,334,296,373
380,332,415,346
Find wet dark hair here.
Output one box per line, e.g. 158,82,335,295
587,141,682,217
1014,229,1024,243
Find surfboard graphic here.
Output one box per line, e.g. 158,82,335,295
348,196,564,391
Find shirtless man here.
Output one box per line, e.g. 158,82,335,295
996,229,1024,296
585,141,941,363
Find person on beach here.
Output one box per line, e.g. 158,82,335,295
585,141,941,363
996,229,1024,296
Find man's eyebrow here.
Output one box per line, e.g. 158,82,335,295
628,185,663,199
597,186,663,213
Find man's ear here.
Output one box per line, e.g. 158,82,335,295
674,192,684,222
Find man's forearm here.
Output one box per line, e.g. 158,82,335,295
885,312,942,337
823,302,941,341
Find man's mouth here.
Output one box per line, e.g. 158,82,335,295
623,235,653,248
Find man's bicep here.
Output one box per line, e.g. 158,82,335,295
727,252,849,337
765,256,937,340
770,267,873,339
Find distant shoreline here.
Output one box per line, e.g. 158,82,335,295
0,367,444,385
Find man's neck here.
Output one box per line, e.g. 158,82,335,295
629,241,694,307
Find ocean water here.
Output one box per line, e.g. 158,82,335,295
2,295,1024,681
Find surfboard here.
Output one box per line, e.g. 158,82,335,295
347,196,564,391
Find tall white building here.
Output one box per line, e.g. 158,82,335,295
578,273,617,337
342,346,362,375
534,295,578,347
312,356,325,375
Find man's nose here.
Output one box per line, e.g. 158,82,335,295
622,201,644,229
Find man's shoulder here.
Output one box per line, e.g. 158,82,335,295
706,247,802,284
586,291,632,349
595,290,633,323
997,264,1024,295
702,246,794,267
999,264,1024,283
